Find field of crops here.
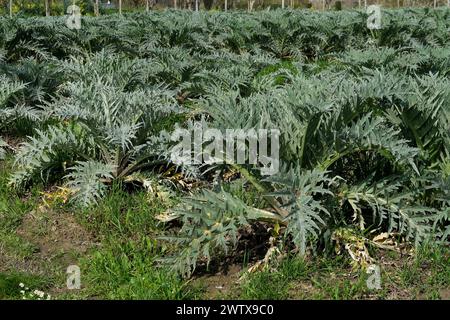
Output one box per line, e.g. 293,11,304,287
0,8,449,300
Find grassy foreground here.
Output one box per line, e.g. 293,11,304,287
1,158,448,300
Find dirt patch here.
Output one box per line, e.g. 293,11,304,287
439,289,450,300
196,264,243,299
16,208,95,264
1,205,98,296
288,281,319,299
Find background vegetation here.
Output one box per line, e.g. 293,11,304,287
0,8,449,299
2,0,450,16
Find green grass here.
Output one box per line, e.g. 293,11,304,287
0,164,41,262
240,271,290,300
0,156,449,300
0,159,54,299
279,256,312,281
0,272,52,300
58,184,201,300
309,273,372,299
227,248,449,300
75,183,166,239
0,159,40,232
0,233,37,261
72,238,202,300
397,244,450,299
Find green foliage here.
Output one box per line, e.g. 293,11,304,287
0,272,51,300
9,52,183,206
266,169,333,255
240,271,289,300
9,124,91,188
68,185,199,300
0,9,448,279
65,161,115,207
340,176,438,244
161,189,254,277
79,238,198,299
0,137,6,159
0,75,41,134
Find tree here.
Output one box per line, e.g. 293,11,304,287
45,0,50,16
248,0,255,11
203,0,213,9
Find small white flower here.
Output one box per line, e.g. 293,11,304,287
33,290,45,298
19,283,25,288
46,294,51,300
20,290,25,295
